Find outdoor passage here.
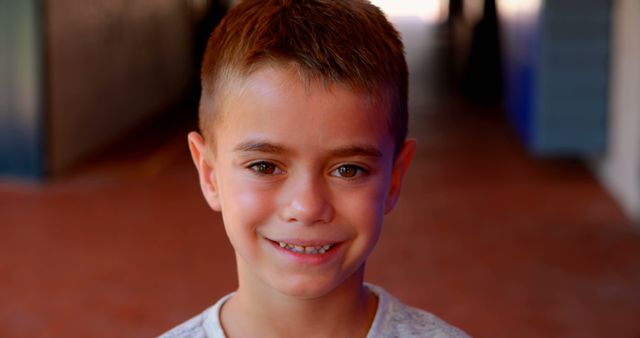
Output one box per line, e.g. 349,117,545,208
1,1,639,337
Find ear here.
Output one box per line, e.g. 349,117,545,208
188,131,221,211
384,139,416,214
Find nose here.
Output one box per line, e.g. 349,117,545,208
279,174,335,225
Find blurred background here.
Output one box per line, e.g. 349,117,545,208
1,0,639,337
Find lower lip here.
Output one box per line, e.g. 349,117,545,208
267,239,342,265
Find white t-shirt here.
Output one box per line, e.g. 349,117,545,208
158,283,470,338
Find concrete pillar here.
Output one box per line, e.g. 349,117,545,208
594,0,640,222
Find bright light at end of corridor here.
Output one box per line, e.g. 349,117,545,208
370,0,449,24
497,0,542,18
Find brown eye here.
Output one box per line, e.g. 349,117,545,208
249,161,282,175
333,165,367,179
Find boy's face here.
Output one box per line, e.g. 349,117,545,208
189,66,415,299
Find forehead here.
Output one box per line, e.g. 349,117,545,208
211,66,394,156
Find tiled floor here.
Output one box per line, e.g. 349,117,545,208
1,19,640,338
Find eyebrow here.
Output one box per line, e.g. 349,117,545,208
233,140,382,159
329,145,383,159
234,140,290,154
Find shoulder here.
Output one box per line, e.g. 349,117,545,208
157,293,232,338
366,284,471,338
158,312,208,338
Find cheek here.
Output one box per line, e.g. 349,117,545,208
338,180,388,233
219,173,278,231
218,177,280,264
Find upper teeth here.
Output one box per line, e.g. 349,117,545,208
278,241,334,254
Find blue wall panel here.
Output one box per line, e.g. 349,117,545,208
500,0,611,156
0,0,45,178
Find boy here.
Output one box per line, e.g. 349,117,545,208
161,0,469,337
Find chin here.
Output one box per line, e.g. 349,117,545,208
272,274,341,300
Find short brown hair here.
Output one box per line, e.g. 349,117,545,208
199,0,408,154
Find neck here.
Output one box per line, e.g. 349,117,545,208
221,260,378,338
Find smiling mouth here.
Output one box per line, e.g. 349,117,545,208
275,241,336,255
